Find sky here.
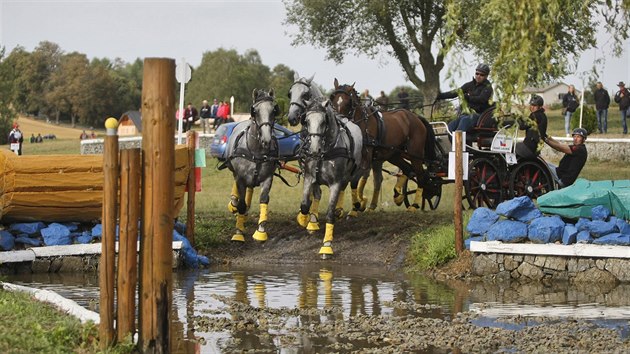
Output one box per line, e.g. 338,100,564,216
1,0,629,96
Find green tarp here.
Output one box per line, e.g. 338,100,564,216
537,179,630,220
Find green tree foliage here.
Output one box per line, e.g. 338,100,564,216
284,0,446,101
0,47,17,144
571,105,598,134
186,48,271,113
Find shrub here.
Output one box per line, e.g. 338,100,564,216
571,105,597,135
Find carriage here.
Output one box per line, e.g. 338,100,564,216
400,106,557,211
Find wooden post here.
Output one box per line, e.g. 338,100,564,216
186,130,197,246
100,117,120,348
117,148,141,341
138,58,176,353
454,131,464,255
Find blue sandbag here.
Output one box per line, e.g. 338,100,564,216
591,205,611,221
173,230,200,268
562,224,578,245
174,221,187,236
576,230,593,244
62,222,79,232
575,218,590,231
496,196,542,222
15,235,42,247
91,224,102,238
465,236,485,250
528,215,565,244
466,207,499,236
41,223,72,246
9,222,46,235
486,220,528,243
197,255,210,266
0,230,16,251
592,233,630,246
75,231,94,244
616,218,630,235
585,220,617,238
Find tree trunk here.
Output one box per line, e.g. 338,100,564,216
55,110,60,124
71,114,76,128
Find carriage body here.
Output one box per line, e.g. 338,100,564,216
408,108,557,210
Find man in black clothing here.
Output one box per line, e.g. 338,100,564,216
199,99,212,134
544,127,588,188
593,82,610,134
397,88,410,109
437,63,493,132
515,94,548,159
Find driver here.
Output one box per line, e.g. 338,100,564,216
515,94,548,159
437,63,494,133
543,128,588,188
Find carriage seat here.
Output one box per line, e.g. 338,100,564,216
468,105,497,149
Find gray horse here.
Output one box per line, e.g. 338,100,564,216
225,89,280,242
287,72,324,126
296,98,363,259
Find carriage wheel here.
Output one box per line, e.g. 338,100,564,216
465,158,503,209
509,161,554,200
402,177,442,210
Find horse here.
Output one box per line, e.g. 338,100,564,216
296,98,363,259
287,73,345,230
224,89,281,242
330,79,436,212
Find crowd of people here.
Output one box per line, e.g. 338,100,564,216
181,98,233,134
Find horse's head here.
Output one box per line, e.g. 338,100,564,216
330,78,359,117
250,88,279,150
303,98,332,155
287,72,317,126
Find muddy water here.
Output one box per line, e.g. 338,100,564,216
5,265,630,353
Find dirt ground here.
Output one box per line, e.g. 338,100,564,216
203,210,453,272
15,116,90,139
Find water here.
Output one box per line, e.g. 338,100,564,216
5,264,630,352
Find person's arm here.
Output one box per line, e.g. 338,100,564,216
538,113,548,139
436,89,457,100
544,135,571,154
605,91,610,106
562,94,569,107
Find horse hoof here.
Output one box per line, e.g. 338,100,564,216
393,189,404,206
319,245,333,259
252,230,268,242
228,201,238,214
406,204,420,212
297,212,309,228
334,208,344,218
359,199,367,212
306,222,320,232
368,205,377,212
347,210,359,218
231,234,245,242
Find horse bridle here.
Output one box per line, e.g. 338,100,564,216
249,97,278,142
288,81,312,122
331,87,360,120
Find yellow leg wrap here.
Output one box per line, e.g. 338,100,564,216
358,177,367,200
253,204,268,242
323,223,334,243
245,188,253,208
306,213,320,233
351,189,359,204
297,212,309,228
348,210,359,218
393,175,408,206
227,199,239,214
236,214,246,232
413,188,423,205
231,182,239,198
309,198,320,216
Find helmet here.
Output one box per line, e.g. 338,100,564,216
529,94,544,107
475,63,490,75
572,127,588,139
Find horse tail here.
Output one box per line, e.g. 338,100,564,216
418,115,436,161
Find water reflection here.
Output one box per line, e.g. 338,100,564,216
4,264,630,353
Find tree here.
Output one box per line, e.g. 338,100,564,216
284,0,446,102
0,47,17,143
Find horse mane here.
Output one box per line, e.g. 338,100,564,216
254,90,274,104
305,97,328,113
338,84,361,106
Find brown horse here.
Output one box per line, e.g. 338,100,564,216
330,79,436,211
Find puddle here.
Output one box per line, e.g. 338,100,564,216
4,264,630,352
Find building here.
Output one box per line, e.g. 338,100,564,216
118,110,142,136
523,82,582,107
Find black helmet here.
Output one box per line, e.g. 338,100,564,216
529,94,544,107
572,127,588,139
475,63,490,75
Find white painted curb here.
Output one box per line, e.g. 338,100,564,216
1,282,99,324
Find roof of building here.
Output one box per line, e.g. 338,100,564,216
120,110,142,132
523,82,581,94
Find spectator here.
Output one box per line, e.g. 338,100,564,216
561,85,579,137
199,99,212,134
36,133,43,143
543,128,588,188
437,63,494,133
593,81,610,134
360,89,373,106
375,90,389,111
90,130,96,138
30,133,35,144
614,81,630,135
397,88,410,109
8,123,24,155
217,100,230,127
515,95,548,160
183,102,198,132
80,130,89,140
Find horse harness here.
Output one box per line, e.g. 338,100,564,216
332,87,386,148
